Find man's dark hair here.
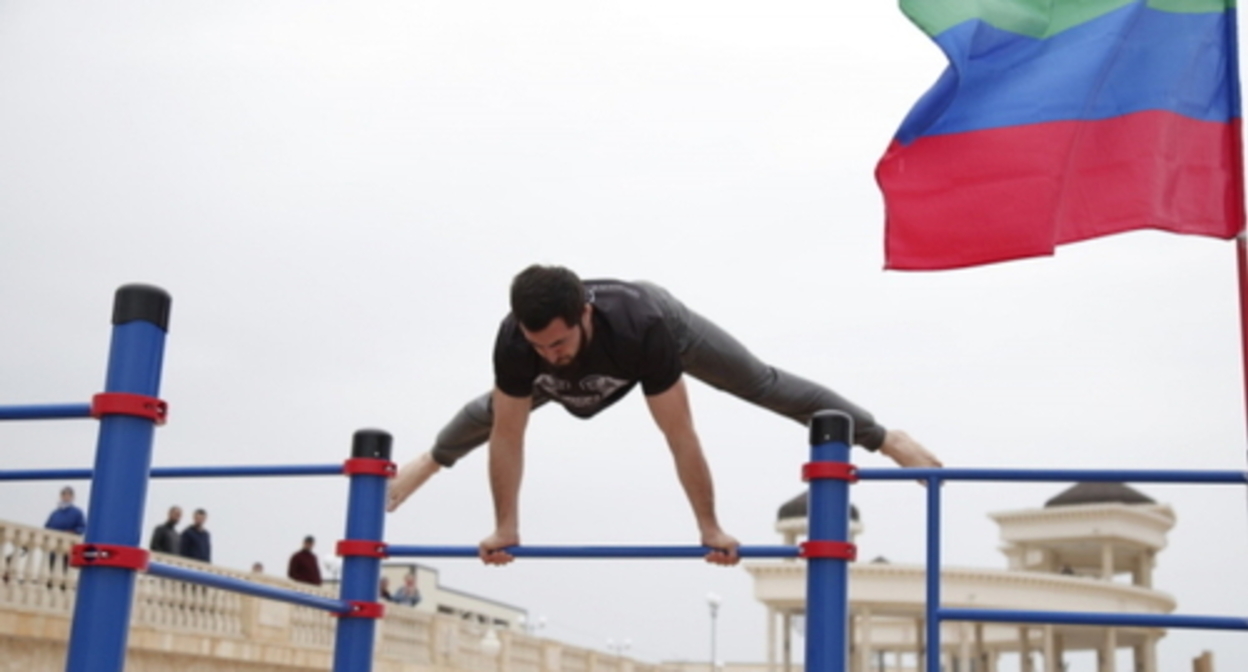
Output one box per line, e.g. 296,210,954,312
304,535,315,545
510,265,586,331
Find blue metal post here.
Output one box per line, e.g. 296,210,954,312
332,429,392,672
805,410,853,672
925,476,942,672
66,285,171,672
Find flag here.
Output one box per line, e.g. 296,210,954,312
876,0,1246,271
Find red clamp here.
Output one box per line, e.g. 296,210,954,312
342,458,397,478
91,392,168,426
70,543,150,571
802,461,858,483
800,541,857,561
337,540,389,558
333,600,385,619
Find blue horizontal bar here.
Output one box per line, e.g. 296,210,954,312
0,464,344,481
386,545,801,559
856,468,1248,484
146,561,350,613
0,404,92,421
940,607,1248,631
150,465,344,478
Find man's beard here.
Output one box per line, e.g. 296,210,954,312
548,323,589,371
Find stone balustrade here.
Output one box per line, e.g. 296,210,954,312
0,519,662,672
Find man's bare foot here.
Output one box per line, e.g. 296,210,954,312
878,430,942,469
386,451,442,512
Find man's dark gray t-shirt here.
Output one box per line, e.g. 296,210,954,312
493,280,683,417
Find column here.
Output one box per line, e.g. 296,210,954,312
782,612,792,672
857,609,874,672
974,623,985,672
767,608,777,672
958,622,970,672
914,617,925,672
1098,628,1116,672
1100,543,1114,580
1019,627,1034,672
1042,626,1056,672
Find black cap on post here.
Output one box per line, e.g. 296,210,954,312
352,429,393,460
809,410,853,446
113,284,172,331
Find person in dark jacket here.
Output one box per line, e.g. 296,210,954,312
179,508,211,563
287,535,322,585
44,486,87,535
44,485,87,579
149,506,182,554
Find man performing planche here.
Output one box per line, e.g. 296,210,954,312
388,265,942,565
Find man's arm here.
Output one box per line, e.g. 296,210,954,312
644,377,740,566
479,387,531,565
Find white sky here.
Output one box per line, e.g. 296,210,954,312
1,3,1245,671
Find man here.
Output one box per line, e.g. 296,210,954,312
391,572,421,606
388,265,942,565
44,486,87,535
44,485,87,579
287,535,322,585
149,505,182,554
179,508,212,564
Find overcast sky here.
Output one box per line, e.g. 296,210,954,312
1,3,1246,671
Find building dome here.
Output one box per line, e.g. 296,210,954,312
777,492,859,522
1043,482,1156,508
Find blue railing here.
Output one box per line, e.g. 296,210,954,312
855,467,1248,672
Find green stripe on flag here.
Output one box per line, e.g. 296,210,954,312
901,0,1233,38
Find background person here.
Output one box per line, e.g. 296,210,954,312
149,505,181,554
287,535,322,585
178,508,211,563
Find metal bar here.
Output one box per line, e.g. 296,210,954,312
804,411,853,672
150,465,343,478
146,562,350,613
0,403,92,420
0,465,344,481
332,430,392,672
856,468,1247,484
66,285,171,672
386,545,801,559
7,466,1242,484
939,607,1248,631
926,477,942,672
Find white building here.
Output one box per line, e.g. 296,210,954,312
745,482,1181,672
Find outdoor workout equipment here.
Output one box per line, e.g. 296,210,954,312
2,286,1245,672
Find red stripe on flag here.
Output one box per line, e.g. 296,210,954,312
877,111,1244,271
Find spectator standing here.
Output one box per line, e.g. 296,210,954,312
179,509,211,563
391,572,421,606
287,536,322,586
379,576,393,601
44,486,86,535
149,506,182,554
43,485,86,581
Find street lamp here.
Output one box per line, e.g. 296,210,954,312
706,592,722,672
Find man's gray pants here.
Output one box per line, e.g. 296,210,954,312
429,282,887,467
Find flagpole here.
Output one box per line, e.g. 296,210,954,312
1239,232,1248,444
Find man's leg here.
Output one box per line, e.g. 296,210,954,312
429,391,496,468
641,283,888,450
388,391,550,512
